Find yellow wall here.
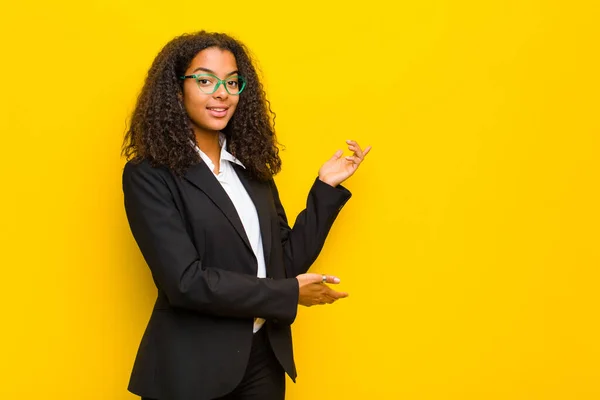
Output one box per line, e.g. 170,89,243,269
1,0,599,398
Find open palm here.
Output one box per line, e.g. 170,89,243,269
318,140,371,187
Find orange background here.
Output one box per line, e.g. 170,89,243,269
1,0,599,398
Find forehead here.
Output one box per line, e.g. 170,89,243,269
187,47,238,74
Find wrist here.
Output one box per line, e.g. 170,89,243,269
318,175,338,187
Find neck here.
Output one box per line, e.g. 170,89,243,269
195,129,221,174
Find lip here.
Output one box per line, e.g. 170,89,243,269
206,106,229,118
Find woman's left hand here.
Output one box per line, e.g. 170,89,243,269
318,140,372,187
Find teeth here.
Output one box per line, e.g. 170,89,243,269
209,108,226,111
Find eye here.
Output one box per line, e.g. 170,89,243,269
197,76,216,87
226,80,239,88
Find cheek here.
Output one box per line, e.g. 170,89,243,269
183,84,206,113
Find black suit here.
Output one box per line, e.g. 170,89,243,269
123,158,351,400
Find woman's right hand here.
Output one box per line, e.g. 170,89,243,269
296,273,349,307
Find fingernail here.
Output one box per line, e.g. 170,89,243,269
333,277,341,283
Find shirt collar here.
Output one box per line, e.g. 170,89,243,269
193,133,246,171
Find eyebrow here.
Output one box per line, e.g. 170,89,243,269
191,67,239,76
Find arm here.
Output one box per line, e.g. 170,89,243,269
271,139,372,278
123,161,299,324
269,177,352,278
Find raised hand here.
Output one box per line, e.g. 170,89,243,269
318,140,371,187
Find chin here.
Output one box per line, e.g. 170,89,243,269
199,121,228,132
211,121,230,131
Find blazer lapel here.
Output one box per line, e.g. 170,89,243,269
233,165,273,272
184,162,252,253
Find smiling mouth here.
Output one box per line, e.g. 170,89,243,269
206,107,230,118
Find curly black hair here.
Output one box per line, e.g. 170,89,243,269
122,31,281,181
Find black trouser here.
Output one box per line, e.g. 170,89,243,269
142,327,286,400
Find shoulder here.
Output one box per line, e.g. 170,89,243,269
124,158,171,177
122,158,175,190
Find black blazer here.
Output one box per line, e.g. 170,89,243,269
122,158,351,400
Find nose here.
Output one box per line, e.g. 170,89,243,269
213,82,229,100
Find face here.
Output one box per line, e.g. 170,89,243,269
182,47,240,135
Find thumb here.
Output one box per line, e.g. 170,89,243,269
329,150,343,162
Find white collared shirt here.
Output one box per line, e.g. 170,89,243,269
194,134,266,333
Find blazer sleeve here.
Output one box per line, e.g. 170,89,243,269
269,177,352,278
123,161,299,324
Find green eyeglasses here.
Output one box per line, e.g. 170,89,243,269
179,73,246,95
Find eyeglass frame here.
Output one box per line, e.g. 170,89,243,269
179,73,246,95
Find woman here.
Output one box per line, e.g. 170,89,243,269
122,31,370,400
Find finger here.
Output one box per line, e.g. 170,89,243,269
329,149,343,161
350,141,371,160
302,273,329,284
346,139,365,150
304,274,342,284
346,141,363,155
346,141,361,152
321,274,342,284
325,293,339,303
347,142,364,159
313,292,335,305
345,156,360,164
326,288,349,299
